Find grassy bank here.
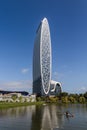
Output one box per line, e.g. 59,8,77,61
0,101,44,109
0,101,87,109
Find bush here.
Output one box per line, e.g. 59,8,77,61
68,96,76,103
61,96,69,103
12,95,17,100
49,97,58,103
36,97,42,102
79,96,86,103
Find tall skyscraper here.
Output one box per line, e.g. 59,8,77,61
33,18,51,96
33,18,62,96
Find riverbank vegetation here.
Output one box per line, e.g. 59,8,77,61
0,92,87,109
0,101,43,109
37,92,87,104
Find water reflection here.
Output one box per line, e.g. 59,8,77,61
0,104,87,130
0,106,36,130
41,105,64,130
31,105,64,130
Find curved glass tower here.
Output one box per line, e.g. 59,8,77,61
33,18,52,96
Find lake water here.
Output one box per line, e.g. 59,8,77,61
0,104,87,130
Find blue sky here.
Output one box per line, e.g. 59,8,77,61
0,0,87,93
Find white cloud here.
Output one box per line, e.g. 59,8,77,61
78,87,87,92
5,81,22,87
74,86,87,93
0,80,32,93
21,68,29,74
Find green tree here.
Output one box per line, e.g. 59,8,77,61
60,92,68,97
18,96,22,102
84,92,87,100
79,96,86,103
68,96,76,103
49,97,58,103
61,96,69,103
36,97,42,102
12,95,17,100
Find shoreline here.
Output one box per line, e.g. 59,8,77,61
0,102,44,109
0,101,87,109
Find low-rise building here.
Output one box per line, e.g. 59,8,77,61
0,93,36,103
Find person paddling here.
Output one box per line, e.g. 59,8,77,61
65,111,74,117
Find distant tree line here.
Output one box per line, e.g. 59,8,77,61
58,92,87,103
36,92,87,103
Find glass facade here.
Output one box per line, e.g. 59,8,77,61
33,18,51,96
33,18,62,96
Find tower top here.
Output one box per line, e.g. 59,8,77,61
42,17,48,23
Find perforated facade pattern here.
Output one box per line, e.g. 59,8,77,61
41,18,51,95
33,18,62,96
33,18,51,96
